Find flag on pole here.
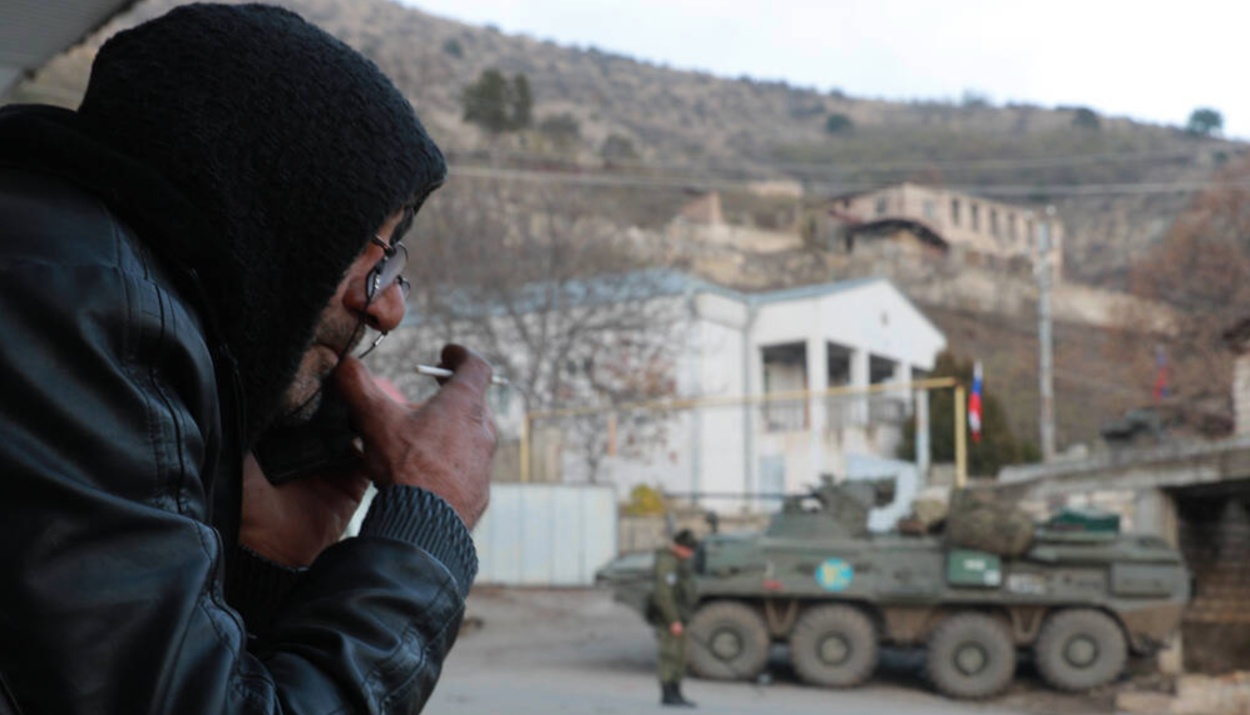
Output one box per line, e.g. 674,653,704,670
968,361,983,443
1152,345,1169,403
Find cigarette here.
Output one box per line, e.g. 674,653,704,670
416,364,509,386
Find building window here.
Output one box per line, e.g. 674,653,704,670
762,343,810,432
923,200,936,220
971,204,980,231
951,199,961,226
1008,213,1017,241
990,209,999,238
875,196,888,216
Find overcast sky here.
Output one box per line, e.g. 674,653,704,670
402,0,1249,139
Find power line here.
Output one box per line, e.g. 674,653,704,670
450,163,1249,198
444,145,1219,177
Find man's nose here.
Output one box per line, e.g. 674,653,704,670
363,281,406,333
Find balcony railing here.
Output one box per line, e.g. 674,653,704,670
759,393,911,433
761,399,807,432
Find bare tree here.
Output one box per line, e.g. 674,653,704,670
1111,155,1250,434
384,177,687,482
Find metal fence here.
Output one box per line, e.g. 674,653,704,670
472,483,618,586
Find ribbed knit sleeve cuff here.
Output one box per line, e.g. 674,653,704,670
359,485,479,599
224,544,304,638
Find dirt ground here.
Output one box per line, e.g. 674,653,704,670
426,587,1135,715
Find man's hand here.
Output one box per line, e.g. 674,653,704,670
670,621,685,637
240,452,370,568
335,345,496,528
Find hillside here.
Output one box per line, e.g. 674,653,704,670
14,0,1243,288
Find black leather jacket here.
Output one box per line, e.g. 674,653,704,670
0,167,477,713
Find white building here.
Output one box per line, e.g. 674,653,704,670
612,274,945,505
384,272,947,509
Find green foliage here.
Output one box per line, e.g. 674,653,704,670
824,113,854,135
442,38,463,58
1071,107,1101,130
1186,107,1223,137
623,484,666,516
961,90,992,109
601,133,638,161
460,69,533,134
512,73,533,129
897,351,1040,477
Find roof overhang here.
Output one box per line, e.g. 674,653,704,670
849,218,951,251
0,0,139,101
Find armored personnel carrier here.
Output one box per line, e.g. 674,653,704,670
596,479,1190,699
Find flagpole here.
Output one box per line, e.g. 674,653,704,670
1154,345,1169,403
1037,206,1057,462
955,384,967,488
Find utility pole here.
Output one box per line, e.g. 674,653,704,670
1037,206,1057,462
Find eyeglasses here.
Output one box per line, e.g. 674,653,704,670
356,233,410,358
367,233,411,301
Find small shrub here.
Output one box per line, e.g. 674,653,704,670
1185,107,1223,138
623,484,666,516
824,113,854,135
1071,107,1101,130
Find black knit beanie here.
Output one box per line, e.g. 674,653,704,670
76,3,446,442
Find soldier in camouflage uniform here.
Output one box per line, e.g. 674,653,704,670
652,529,699,707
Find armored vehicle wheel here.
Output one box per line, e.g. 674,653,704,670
1034,609,1127,692
687,601,770,681
789,604,879,688
925,612,1016,700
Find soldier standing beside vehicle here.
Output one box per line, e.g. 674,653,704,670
652,529,700,707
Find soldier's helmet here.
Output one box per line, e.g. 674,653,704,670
673,529,699,550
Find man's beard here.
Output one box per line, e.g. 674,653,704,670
274,310,366,426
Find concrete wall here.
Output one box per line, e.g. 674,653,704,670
670,221,802,254
1234,353,1250,436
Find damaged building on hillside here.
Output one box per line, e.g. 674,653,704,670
822,182,1064,281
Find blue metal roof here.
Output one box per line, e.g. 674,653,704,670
742,276,884,306
401,269,895,326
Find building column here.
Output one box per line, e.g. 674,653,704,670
807,337,829,478
890,360,909,416
850,348,870,425
915,387,931,482
891,361,909,384
1134,488,1179,547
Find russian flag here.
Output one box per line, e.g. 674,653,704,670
968,361,983,443
1153,345,1169,403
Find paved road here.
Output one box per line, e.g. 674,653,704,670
426,588,1118,715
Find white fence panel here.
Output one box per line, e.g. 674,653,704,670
473,483,617,587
